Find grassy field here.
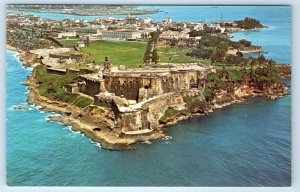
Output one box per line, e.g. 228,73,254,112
158,47,211,65
59,39,79,47
35,65,93,108
81,40,147,68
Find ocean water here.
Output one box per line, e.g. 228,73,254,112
6,6,291,186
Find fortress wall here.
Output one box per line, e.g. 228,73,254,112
118,110,150,133
104,76,141,100
114,93,186,133
104,76,163,101
49,53,87,63
93,96,113,108
103,70,207,101
161,71,203,92
78,77,101,97
46,68,67,75
106,69,210,134
146,94,185,129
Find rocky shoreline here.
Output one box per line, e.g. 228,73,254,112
26,69,166,150
7,45,290,150
157,83,289,128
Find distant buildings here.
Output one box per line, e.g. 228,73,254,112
192,22,205,31
163,18,172,25
142,17,152,25
160,30,190,39
125,14,138,25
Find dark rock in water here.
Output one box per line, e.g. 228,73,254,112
13,105,29,110
162,136,172,141
47,115,63,122
20,81,29,86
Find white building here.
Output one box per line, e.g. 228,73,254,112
160,30,180,39
57,31,77,38
206,23,221,30
163,18,172,25
193,22,205,31
101,30,142,40
160,30,190,39
142,17,152,24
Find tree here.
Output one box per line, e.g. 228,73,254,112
85,36,90,47
143,47,152,63
235,17,264,29
238,39,251,47
236,51,243,57
152,49,159,64
257,54,266,64
170,38,178,47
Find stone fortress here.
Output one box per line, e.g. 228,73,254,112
65,57,215,136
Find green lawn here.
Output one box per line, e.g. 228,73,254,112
158,47,211,64
59,39,79,47
35,65,93,108
81,40,147,68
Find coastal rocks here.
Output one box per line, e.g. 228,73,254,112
158,96,211,126
275,64,291,78
21,81,30,86
157,78,290,130
263,82,288,100
13,105,30,111
23,52,39,67
234,86,255,98
162,135,172,141
213,91,236,108
47,115,64,122
72,107,114,131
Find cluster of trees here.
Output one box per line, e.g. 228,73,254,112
203,61,280,102
187,29,268,66
187,32,234,63
224,54,273,66
189,30,207,37
238,39,252,47
235,17,264,29
189,28,221,37
250,60,279,84
143,31,160,64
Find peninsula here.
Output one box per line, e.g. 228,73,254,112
7,4,159,16
6,7,291,150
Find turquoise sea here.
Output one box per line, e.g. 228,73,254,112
6,6,291,186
